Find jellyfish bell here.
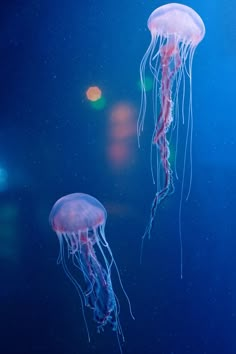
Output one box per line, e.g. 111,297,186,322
148,3,205,46
49,193,106,245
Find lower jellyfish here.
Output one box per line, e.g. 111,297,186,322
49,193,134,353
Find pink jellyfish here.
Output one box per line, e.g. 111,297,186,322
49,193,134,353
138,3,205,272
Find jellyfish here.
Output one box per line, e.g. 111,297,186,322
49,193,134,353
138,3,205,271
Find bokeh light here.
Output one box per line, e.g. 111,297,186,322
85,85,106,110
90,96,106,110
86,86,102,102
107,102,137,170
110,103,136,139
137,75,153,92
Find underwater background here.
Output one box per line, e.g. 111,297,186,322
0,0,235,353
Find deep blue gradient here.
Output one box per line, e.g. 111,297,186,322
0,1,235,353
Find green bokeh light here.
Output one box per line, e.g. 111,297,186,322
90,96,106,110
137,76,153,92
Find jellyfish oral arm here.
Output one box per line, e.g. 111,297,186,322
153,43,181,144
143,43,181,242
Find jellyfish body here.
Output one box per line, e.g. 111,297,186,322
138,4,205,269
49,193,134,352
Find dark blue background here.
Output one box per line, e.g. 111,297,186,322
0,1,235,353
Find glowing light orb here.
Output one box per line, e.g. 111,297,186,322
90,96,106,110
86,86,102,102
137,76,153,92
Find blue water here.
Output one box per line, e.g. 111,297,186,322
0,1,235,353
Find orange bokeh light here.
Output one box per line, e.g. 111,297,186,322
86,86,102,102
110,103,135,123
109,103,137,139
107,102,137,170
